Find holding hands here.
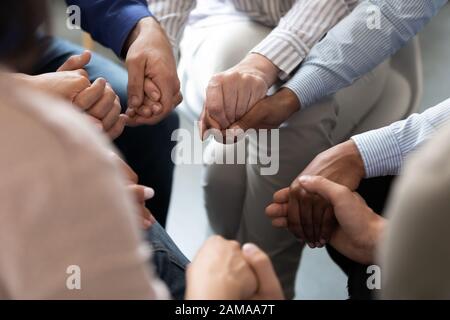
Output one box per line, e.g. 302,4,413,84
266,173,385,265
267,140,366,248
21,50,126,139
123,17,182,126
186,236,284,300
199,53,281,138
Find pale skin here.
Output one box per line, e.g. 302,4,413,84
199,53,280,138
14,51,127,140
110,152,156,229
186,236,284,300
266,175,386,265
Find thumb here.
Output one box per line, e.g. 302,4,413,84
58,50,92,72
242,243,284,300
229,102,265,133
298,175,351,207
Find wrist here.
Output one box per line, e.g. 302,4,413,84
367,214,386,263
277,87,301,113
240,53,280,87
123,16,159,57
339,140,366,180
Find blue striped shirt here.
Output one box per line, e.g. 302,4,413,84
283,0,448,178
352,99,450,178
284,0,447,107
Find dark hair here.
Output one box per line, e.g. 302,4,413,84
0,0,49,70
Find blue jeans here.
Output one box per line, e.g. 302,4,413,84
146,223,189,300
32,36,179,227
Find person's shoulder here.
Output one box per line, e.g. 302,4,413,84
0,79,115,178
0,78,118,186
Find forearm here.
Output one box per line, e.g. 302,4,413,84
147,0,197,57
251,0,358,80
330,215,386,265
66,0,153,57
284,0,447,108
352,98,450,178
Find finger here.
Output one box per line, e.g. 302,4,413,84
73,77,107,111
247,78,267,108
57,51,91,72
236,86,251,119
221,80,238,124
135,100,155,118
101,96,122,131
273,188,290,204
87,83,117,119
229,99,265,132
297,188,315,247
199,107,208,140
107,114,127,140
200,107,222,141
128,185,155,203
144,78,161,101
287,186,304,241
73,68,89,79
173,91,183,107
126,55,146,109
143,96,163,116
265,203,288,218
126,107,137,118
311,195,328,248
298,175,351,206
242,243,284,300
141,208,154,229
205,79,229,129
319,206,337,246
271,218,288,228
85,114,103,131
112,154,138,183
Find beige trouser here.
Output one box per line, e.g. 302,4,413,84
179,21,391,298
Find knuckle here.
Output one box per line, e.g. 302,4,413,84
209,74,224,86
228,240,240,249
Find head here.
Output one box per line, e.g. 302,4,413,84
0,0,49,71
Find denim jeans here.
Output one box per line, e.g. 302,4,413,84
32,36,179,227
145,223,189,300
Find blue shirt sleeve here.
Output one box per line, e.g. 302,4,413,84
66,0,153,57
284,0,447,108
351,98,450,178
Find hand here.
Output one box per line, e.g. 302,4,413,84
298,176,385,265
207,87,299,141
186,236,258,300
200,53,279,137
110,153,156,229
241,243,284,300
266,140,365,248
59,52,127,139
123,17,181,126
20,51,91,101
74,77,127,140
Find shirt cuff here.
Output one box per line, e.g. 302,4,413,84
351,127,403,178
251,30,309,80
112,5,153,57
282,65,326,109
